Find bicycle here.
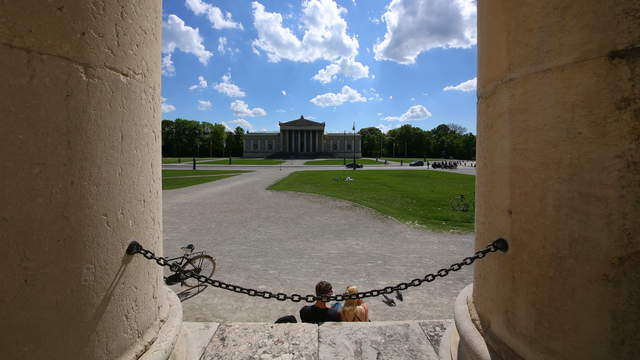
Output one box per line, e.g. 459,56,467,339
164,244,216,288
450,194,474,212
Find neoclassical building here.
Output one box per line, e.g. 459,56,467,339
244,116,361,158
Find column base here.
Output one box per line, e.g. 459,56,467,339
440,284,490,360
116,286,187,360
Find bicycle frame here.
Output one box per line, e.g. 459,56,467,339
166,250,206,267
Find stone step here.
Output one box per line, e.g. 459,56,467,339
182,320,452,360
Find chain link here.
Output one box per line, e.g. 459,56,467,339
127,238,507,303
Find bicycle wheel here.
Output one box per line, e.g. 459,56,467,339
181,255,216,288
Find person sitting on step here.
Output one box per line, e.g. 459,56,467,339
340,285,369,322
299,280,341,324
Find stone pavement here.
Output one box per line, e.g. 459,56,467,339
184,320,452,360
163,167,475,324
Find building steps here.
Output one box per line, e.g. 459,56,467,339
182,319,452,360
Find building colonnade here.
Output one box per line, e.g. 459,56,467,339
280,129,323,153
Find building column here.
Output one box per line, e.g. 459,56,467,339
446,1,640,359
2,1,185,359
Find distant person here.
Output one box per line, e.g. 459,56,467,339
300,281,341,324
340,286,369,322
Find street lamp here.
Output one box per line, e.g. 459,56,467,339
192,140,197,170
352,122,356,171
343,130,346,165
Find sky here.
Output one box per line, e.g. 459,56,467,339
161,0,478,134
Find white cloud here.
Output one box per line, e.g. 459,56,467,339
374,0,477,64
389,95,393,100
161,97,176,113
229,118,253,130
276,109,286,113
410,97,415,101
252,0,367,84
376,124,396,133
185,0,243,30
281,90,287,95
444,77,477,92
162,15,213,75
189,75,208,91
162,54,175,76
384,104,432,122
230,100,267,117
252,0,358,63
218,37,228,55
213,74,246,98
310,85,367,107
197,100,213,110
312,57,369,84
364,88,382,101
220,121,233,131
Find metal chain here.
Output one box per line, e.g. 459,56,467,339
126,238,508,303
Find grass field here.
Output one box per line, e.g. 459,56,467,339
381,157,446,163
304,159,384,165
162,157,214,164
268,170,475,232
162,169,252,190
199,159,285,165
162,169,251,177
163,175,238,190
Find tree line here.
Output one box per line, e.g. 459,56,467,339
359,124,476,160
162,119,245,157
162,119,476,160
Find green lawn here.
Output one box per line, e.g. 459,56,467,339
381,157,446,163
163,175,238,190
162,169,251,177
304,159,384,165
268,170,475,232
162,157,214,164
199,159,285,165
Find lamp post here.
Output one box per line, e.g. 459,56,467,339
192,141,196,170
343,130,346,165
352,123,356,171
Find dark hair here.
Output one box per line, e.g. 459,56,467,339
315,281,333,297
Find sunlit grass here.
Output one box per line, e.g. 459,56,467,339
268,170,475,232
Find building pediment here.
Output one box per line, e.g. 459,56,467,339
279,116,325,128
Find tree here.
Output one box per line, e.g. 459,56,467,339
447,123,467,135
224,126,245,157
358,127,384,157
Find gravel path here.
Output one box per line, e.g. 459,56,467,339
163,168,475,323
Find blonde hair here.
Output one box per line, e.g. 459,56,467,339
341,286,362,321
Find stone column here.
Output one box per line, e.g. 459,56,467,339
449,1,640,359
1,1,185,359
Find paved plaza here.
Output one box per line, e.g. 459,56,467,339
163,163,475,323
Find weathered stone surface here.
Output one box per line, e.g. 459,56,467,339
203,323,318,360
418,320,453,355
182,322,220,359
318,321,438,360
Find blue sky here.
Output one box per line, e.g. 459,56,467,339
161,0,477,134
